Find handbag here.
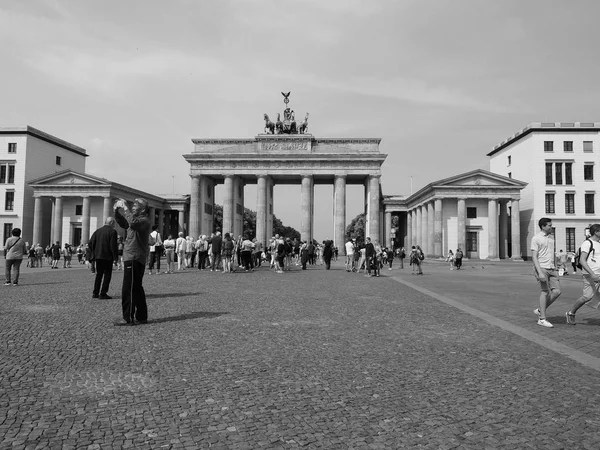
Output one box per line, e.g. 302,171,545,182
4,237,21,257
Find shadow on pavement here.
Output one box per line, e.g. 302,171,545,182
147,311,228,324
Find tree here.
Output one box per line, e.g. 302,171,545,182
345,212,365,243
212,204,300,240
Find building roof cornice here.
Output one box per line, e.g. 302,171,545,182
0,126,88,157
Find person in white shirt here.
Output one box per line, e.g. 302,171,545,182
345,239,354,272
175,232,187,271
531,217,561,328
148,225,162,275
566,224,600,325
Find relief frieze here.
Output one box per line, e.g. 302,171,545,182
262,142,308,152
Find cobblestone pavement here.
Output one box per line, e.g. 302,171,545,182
2,258,600,449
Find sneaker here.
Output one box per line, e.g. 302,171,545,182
565,311,576,325
533,308,541,317
537,318,554,328
12,282,18,286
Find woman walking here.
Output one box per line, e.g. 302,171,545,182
163,234,176,274
4,228,27,286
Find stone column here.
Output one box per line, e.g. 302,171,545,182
53,196,63,244
511,199,521,260
301,175,313,243
434,198,443,257
148,207,155,228
81,196,91,245
158,209,165,237
407,211,412,248
385,211,392,248
189,176,201,239
178,210,185,234
103,196,112,223
488,198,498,260
421,203,429,255
50,198,55,243
333,175,346,253
368,175,381,244
416,206,422,246
32,196,43,246
499,200,508,259
222,175,234,235
256,175,267,246
427,202,434,256
266,178,274,240
412,209,417,248
457,198,466,252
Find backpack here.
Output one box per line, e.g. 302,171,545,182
576,239,594,270
418,250,424,260
148,232,157,246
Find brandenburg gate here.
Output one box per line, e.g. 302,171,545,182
184,93,387,248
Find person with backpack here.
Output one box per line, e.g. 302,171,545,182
531,217,561,328
565,224,600,325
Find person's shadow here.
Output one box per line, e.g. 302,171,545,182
114,311,227,326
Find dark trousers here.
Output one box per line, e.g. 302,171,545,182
149,250,161,271
122,260,147,323
198,251,207,269
301,250,309,270
324,257,331,270
211,253,221,271
241,251,252,270
93,259,114,296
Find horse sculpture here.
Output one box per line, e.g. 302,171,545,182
298,113,309,134
263,114,275,134
275,113,283,134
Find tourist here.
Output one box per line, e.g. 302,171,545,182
51,241,61,269
62,243,72,268
566,224,600,325
531,217,560,328
176,232,187,271
323,240,333,270
241,235,254,271
345,238,354,272
88,216,118,299
35,243,44,268
114,197,151,325
116,237,124,270
185,236,194,268
409,245,423,275
398,246,406,269
447,249,454,270
4,228,27,286
163,234,176,274
365,237,375,277
196,235,208,270
148,225,162,275
556,249,568,275
222,233,235,273
27,244,36,268
253,239,263,268
276,238,285,274
386,247,394,270
211,231,222,271
300,240,309,270
454,248,463,270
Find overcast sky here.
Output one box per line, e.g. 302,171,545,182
2,0,599,241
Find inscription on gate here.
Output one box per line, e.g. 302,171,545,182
263,142,308,152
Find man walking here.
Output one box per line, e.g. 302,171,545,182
566,224,600,325
210,231,222,271
89,217,118,299
114,198,151,325
532,217,561,328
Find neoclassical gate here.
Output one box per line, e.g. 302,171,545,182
184,134,387,249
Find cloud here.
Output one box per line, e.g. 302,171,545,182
23,48,224,95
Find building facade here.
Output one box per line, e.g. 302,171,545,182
488,122,600,258
0,127,87,247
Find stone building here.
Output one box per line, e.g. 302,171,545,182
488,122,600,258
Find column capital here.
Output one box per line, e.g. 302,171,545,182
488,197,499,201
300,173,313,179
334,174,347,180
369,174,382,180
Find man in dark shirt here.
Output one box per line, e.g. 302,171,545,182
365,237,375,277
88,217,118,299
114,198,151,325
211,231,222,271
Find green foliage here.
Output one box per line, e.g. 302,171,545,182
212,204,299,240
345,212,366,243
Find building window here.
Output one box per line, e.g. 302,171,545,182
466,231,478,252
75,205,83,215
566,227,576,253
545,193,555,214
583,141,594,152
8,143,17,153
507,155,511,166
545,163,553,184
565,163,573,185
584,164,594,181
544,141,554,152
5,191,14,211
565,194,575,214
56,156,62,166
467,207,477,218
564,141,573,152
0,165,5,184
555,163,563,185
7,165,14,184
3,223,13,243
585,193,595,214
